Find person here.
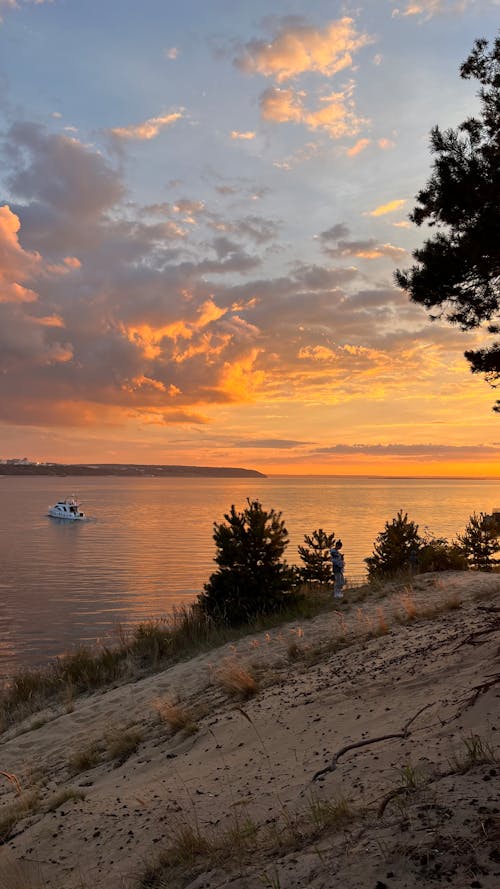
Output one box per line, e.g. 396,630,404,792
330,540,345,599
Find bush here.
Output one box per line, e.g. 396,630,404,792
298,529,338,585
365,510,422,580
198,499,296,625
417,535,468,572
457,512,500,570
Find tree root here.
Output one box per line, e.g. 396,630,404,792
310,702,432,784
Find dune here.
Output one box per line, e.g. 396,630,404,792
0,570,499,889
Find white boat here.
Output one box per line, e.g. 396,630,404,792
48,497,86,521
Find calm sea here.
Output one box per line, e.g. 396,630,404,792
0,475,499,673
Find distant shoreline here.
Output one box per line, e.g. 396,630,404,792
0,463,266,478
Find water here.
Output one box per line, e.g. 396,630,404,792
0,475,498,673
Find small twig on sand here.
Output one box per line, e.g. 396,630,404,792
310,703,432,784
455,672,500,715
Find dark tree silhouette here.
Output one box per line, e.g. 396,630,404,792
365,510,422,580
395,34,500,410
298,528,338,585
457,511,500,570
198,499,295,625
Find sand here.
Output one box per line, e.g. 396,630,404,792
0,570,499,889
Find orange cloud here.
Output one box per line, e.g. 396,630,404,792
392,1,470,19
121,299,229,360
260,84,368,139
109,111,183,141
347,137,371,157
218,349,265,402
236,17,372,82
230,130,256,140
368,198,407,216
0,204,42,302
378,137,395,150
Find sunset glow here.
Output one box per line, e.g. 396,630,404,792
0,1,498,476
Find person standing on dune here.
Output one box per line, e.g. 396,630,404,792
330,540,345,600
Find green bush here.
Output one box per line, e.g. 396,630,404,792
417,536,468,572
457,512,500,570
298,528,338,585
365,510,422,580
198,499,296,625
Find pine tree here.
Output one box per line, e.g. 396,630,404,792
457,511,500,570
365,510,422,580
298,528,338,585
198,499,295,625
395,35,500,410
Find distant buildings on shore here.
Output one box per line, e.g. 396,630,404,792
0,457,39,465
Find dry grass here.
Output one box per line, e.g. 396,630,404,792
67,739,102,774
44,786,86,812
105,726,143,763
451,733,499,773
214,661,259,699
0,788,40,842
154,697,199,735
0,593,335,730
138,793,356,889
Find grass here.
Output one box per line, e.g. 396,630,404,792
67,725,143,773
44,786,86,812
215,661,259,699
68,739,102,774
105,726,144,763
138,793,356,889
0,592,335,729
451,733,498,772
0,788,40,842
154,698,199,735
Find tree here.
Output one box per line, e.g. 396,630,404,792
457,511,500,570
395,35,500,410
365,510,422,580
198,499,295,625
298,528,338,585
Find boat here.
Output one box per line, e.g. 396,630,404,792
48,497,86,521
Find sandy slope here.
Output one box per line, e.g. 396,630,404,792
0,571,499,889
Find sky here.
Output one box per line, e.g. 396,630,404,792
0,0,499,477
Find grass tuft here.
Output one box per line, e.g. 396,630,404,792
154,697,199,735
215,661,259,699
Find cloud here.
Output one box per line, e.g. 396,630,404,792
368,198,407,217
313,443,500,457
324,238,406,260
347,137,371,157
391,1,475,20
0,204,41,302
231,130,256,140
378,137,395,150
319,223,350,242
318,224,406,260
260,83,368,139
0,116,489,438
0,0,52,20
233,438,311,448
234,16,372,82
5,122,124,221
165,47,179,60
109,111,183,141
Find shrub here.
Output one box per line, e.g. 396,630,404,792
298,528,338,585
457,511,500,570
365,510,422,580
198,499,296,625
417,534,468,572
